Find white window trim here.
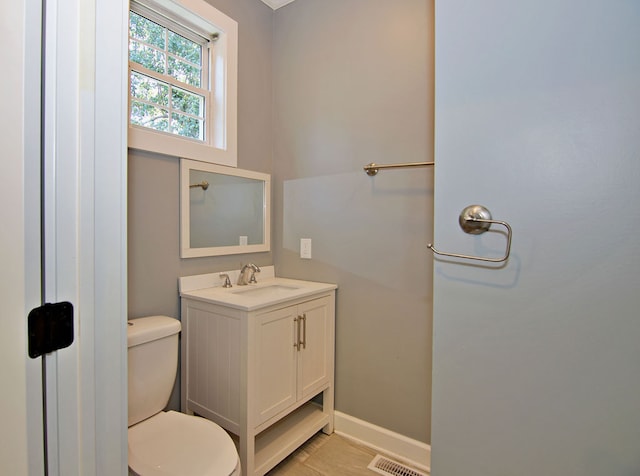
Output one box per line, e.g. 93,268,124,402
128,0,238,167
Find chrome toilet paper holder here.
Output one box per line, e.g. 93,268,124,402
428,205,512,263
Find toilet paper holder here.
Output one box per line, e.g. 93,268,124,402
428,205,512,263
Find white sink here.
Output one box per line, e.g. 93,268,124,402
231,284,300,298
179,275,337,311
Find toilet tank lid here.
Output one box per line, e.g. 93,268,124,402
127,316,181,348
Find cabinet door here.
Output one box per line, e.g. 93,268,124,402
297,297,332,401
255,306,297,425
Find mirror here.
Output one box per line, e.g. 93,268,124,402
180,159,271,257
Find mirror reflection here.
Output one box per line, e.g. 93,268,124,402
180,159,271,257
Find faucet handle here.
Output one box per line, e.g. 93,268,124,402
249,266,260,284
219,273,232,288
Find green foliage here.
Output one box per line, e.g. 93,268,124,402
168,56,201,87
129,12,164,49
168,31,201,64
130,101,169,132
171,88,202,116
130,41,166,75
130,71,169,106
128,10,205,140
171,113,202,140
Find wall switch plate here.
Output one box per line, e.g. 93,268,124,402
239,235,248,246
300,238,312,259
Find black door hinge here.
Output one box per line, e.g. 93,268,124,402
28,302,74,358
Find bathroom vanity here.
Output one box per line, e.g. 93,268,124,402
179,268,336,476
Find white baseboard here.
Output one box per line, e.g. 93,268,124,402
333,411,431,473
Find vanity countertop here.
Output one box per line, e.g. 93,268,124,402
179,268,336,311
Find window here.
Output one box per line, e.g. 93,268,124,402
128,0,237,167
129,9,207,140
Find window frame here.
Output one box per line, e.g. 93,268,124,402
127,0,238,167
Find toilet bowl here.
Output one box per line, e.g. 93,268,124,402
128,316,240,476
128,411,240,476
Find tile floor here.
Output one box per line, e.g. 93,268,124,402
266,431,426,476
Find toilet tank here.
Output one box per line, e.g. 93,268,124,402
127,316,181,427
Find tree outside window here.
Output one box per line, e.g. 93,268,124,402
128,10,208,141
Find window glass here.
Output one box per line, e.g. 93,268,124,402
131,101,169,132
129,9,206,140
168,31,201,64
130,71,169,107
129,40,166,74
167,56,201,87
129,12,164,49
171,113,203,140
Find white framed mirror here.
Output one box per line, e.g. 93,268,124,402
180,159,271,257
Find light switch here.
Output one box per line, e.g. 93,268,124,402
300,238,312,259
239,235,248,246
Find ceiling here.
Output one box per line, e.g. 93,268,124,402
260,0,298,9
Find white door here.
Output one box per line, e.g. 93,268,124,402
1,0,129,474
1,1,45,474
432,1,640,475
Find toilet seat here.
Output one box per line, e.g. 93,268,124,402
128,411,240,476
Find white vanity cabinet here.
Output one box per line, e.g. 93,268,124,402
180,275,335,476
255,297,332,427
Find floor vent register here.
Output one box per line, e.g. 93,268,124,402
367,455,428,476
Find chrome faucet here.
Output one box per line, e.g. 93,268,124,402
237,263,260,285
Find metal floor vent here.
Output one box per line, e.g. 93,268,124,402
367,455,428,476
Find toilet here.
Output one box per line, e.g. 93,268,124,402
128,315,240,476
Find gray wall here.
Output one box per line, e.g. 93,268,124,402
128,0,274,409
272,0,434,442
129,0,273,319
128,0,434,443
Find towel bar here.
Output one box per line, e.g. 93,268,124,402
189,181,209,190
363,161,434,176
